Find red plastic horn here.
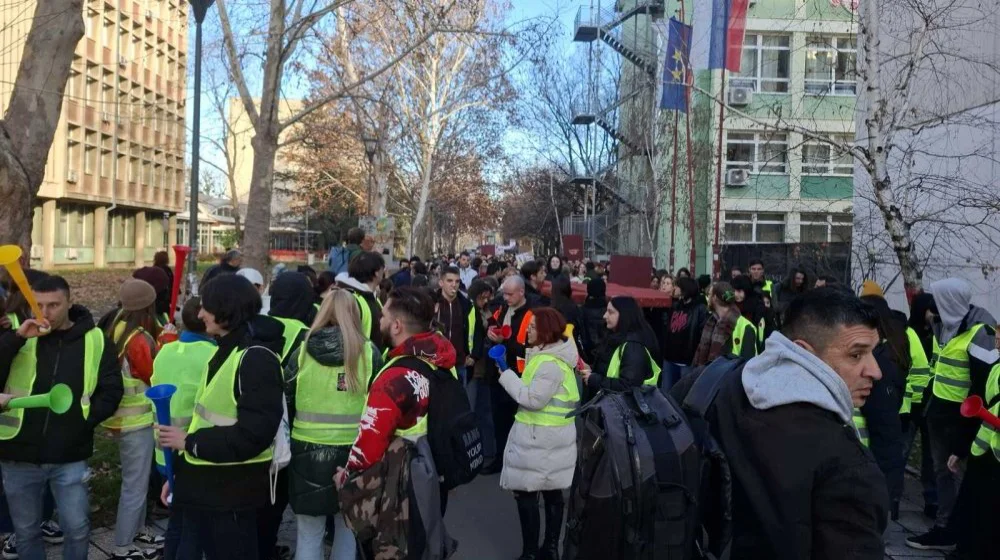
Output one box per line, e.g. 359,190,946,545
169,245,191,322
960,395,1000,430
489,325,512,339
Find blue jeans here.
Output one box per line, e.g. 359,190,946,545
0,473,55,533
1,461,90,560
469,377,497,461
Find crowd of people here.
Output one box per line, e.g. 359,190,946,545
0,230,997,559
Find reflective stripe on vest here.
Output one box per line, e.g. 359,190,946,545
900,327,932,414
732,316,758,358
970,363,1000,460
183,347,275,466
372,356,428,439
102,324,154,431
151,339,217,468
852,408,870,447
932,325,985,403
291,343,374,446
0,329,104,440
272,316,309,363
606,342,661,387
514,354,579,427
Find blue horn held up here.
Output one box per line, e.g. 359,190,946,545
146,384,178,496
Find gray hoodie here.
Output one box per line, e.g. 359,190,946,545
930,278,997,345
742,332,854,425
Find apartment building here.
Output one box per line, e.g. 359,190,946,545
0,0,188,268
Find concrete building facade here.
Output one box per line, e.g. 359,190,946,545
0,0,188,269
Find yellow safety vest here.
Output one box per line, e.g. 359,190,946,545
150,339,217,468
183,347,275,466
731,315,759,358
762,280,773,295
900,327,932,414
467,307,477,354
371,356,429,439
271,316,309,363
101,323,154,431
514,354,579,427
5,314,20,330
352,292,380,339
291,344,374,446
931,325,986,403
852,408,870,447
0,329,104,439
970,363,1000,460
606,343,661,387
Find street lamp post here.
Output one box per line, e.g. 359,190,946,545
362,135,378,216
187,0,215,289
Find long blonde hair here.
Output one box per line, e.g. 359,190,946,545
306,289,369,394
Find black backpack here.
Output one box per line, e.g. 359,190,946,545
393,357,483,491
563,357,743,560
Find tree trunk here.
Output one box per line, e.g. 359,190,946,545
0,0,84,252
242,129,280,274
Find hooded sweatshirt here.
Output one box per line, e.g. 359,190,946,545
269,272,318,326
927,278,999,456
346,331,456,473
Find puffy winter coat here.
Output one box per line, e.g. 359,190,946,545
498,338,578,492
285,326,382,516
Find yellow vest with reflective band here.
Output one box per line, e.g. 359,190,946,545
606,343,661,387
762,280,773,295
183,347,275,466
900,327,932,414
5,314,20,330
372,355,428,439
0,328,104,439
467,307,477,354
931,325,985,403
101,323,154,431
731,316,758,357
272,316,309,363
353,293,376,338
514,354,579,427
852,408,869,447
970,363,1000,460
291,343,374,446
150,339,217,468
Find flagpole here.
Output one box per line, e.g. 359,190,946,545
670,111,679,270
711,49,727,279
678,0,698,273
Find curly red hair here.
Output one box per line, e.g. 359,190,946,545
531,307,568,346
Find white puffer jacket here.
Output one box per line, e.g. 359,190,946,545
498,338,579,492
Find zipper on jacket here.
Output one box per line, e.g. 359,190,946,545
41,338,63,439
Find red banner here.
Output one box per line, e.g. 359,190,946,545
726,0,750,72
609,255,654,289
562,235,584,260
479,244,495,256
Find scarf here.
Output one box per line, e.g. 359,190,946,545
694,307,740,366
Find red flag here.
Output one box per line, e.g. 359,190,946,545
726,0,750,72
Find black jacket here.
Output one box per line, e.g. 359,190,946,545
862,343,906,504
0,306,123,464
525,282,550,307
174,315,285,511
488,301,534,374
657,298,708,366
581,301,608,361
199,261,240,289
433,291,471,362
672,363,888,560
553,299,589,360
587,332,658,393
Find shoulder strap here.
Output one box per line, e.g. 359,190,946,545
237,345,282,397
683,357,745,418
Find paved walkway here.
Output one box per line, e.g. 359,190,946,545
40,471,945,559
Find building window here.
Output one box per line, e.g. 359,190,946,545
731,34,791,93
800,213,853,243
724,212,786,244
726,131,789,174
107,211,136,248
100,150,112,178
805,36,857,95
57,204,94,248
803,134,854,176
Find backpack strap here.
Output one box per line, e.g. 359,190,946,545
683,357,746,419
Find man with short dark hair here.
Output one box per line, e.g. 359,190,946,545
335,251,386,349
673,288,889,559
457,252,476,291
747,259,771,297
0,275,124,560
390,259,412,288
520,260,550,306
435,267,472,387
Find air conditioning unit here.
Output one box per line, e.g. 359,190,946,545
67,170,79,183
728,87,753,107
29,245,42,259
145,9,153,20
119,56,127,68
66,248,79,260
726,168,750,187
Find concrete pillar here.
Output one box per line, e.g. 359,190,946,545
167,215,177,265
134,211,146,267
41,200,56,270
94,206,107,268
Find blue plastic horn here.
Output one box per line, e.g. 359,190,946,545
145,384,178,495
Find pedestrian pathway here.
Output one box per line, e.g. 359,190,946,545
37,470,944,559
